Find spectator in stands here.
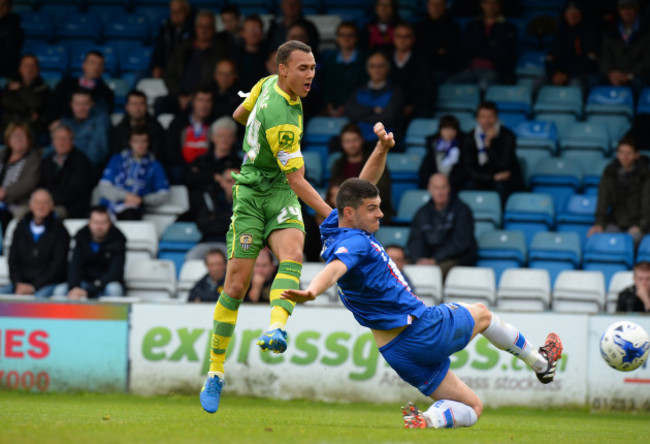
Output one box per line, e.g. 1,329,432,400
0,0,24,78
449,0,518,89
52,206,126,300
362,0,399,53
150,0,194,79
0,122,41,232
600,0,650,94
414,0,460,79
546,0,601,92
193,159,239,243
407,173,477,279
161,10,226,115
231,15,269,92
111,90,165,160
217,5,242,54
209,59,241,121
186,116,241,217
389,21,434,119
188,248,227,303
40,124,93,219
99,127,170,220
164,87,214,184
343,51,404,143
244,247,277,303
330,123,394,222
384,244,415,292
60,89,110,175
267,0,320,52
47,51,114,123
1,54,51,140
303,180,341,262
616,261,650,312
461,101,523,204
1,189,69,298
418,114,466,191
321,22,367,118
588,137,650,246
265,50,278,75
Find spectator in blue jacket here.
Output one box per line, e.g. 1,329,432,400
98,127,169,220
53,206,126,300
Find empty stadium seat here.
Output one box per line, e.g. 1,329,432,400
403,264,443,306
476,230,527,282
436,84,481,113
485,84,533,117
503,192,555,246
157,113,174,130
375,226,410,249
497,268,551,311
586,114,631,149
386,152,422,182
552,270,605,313
606,270,633,313
136,78,168,108
515,50,546,78
458,190,502,228
514,120,558,153
583,233,635,287
530,157,582,212
585,86,634,119
103,13,152,45
106,78,130,108
390,182,418,212
125,259,176,300
119,46,153,87
498,112,527,130
534,112,577,140
115,220,159,259
556,194,597,246
637,88,650,114
517,148,553,187
405,118,438,148
637,236,650,262
301,262,338,304
559,122,610,156
158,222,202,276
444,266,496,307
533,86,583,117
56,12,100,42
177,259,208,301
26,43,68,74
393,189,430,224
304,116,348,145
143,185,190,236
62,218,87,238
528,231,581,285
302,151,323,186
20,12,56,41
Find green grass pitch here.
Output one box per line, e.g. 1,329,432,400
2,391,650,444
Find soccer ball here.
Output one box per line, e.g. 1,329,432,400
599,321,650,372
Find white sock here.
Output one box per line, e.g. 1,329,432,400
423,400,478,428
481,314,547,373
207,371,224,379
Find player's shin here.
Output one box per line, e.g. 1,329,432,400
208,292,242,375
423,400,478,428
268,260,302,329
481,313,547,373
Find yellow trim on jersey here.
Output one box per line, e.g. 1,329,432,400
243,75,276,112
274,82,301,106
266,124,304,173
229,185,239,258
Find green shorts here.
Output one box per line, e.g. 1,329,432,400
226,184,305,259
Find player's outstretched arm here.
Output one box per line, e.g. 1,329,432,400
282,260,348,303
286,166,333,219
359,122,395,185
232,103,250,126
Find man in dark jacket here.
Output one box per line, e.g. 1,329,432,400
407,173,477,279
111,90,165,159
588,137,650,246
1,189,69,298
414,0,460,77
188,248,226,303
40,124,94,218
53,206,126,300
0,0,24,78
616,261,650,313
150,0,194,78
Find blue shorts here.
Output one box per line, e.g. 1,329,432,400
379,303,475,396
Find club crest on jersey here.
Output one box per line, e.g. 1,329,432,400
279,131,294,149
335,246,348,254
239,233,253,250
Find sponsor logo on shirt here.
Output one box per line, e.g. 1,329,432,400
335,246,348,254
279,131,295,149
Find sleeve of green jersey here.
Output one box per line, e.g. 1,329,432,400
242,75,273,112
266,124,304,174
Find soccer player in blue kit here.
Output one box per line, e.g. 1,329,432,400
282,122,563,429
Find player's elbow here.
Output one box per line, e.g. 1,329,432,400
473,400,483,419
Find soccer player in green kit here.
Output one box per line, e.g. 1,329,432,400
200,40,333,413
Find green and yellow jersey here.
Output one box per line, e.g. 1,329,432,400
235,75,304,192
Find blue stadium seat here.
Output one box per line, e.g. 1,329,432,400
304,116,348,145
436,84,481,113
559,122,610,156
585,86,635,120
19,12,55,41
477,230,527,283
516,148,552,188
583,233,635,287
103,14,152,45
498,112,527,130
25,43,68,74
534,112,577,140
391,182,418,214
375,226,410,250
528,231,581,286
556,194,597,247
559,151,609,194
119,46,152,87
56,12,101,42
530,157,582,212
106,77,130,109
158,222,202,277
637,88,650,114
302,151,323,186
533,86,583,118
514,120,558,153
485,84,533,117
516,50,546,78
386,152,422,182
393,189,430,225
405,118,438,148
458,190,502,228
637,235,650,262
586,115,631,150
503,192,555,246
435,111,476,132
39,3,80,21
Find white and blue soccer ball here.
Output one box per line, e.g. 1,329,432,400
600,321,650,372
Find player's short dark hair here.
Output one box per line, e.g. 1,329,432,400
336,178,380,213
84,50,104,61
438,114,460,132
126,90,147,102
205,248,227,263
130,126,149,138
340,122,362,137
477,101,498,115
276,40,312,67
634,261,650,272
617,136,639,152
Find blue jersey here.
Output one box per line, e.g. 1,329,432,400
320,210,427,330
